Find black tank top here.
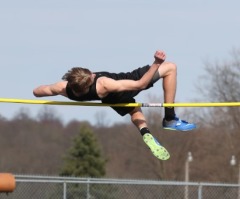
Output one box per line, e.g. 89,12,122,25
66,66,151,104
66,65,153,116
66,71,135,102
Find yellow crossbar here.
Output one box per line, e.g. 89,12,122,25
0,98,239,107
0,98,140,107
162,102,240,107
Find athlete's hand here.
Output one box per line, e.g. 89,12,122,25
154,50,166,64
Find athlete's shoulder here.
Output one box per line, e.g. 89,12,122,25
96,76,112,85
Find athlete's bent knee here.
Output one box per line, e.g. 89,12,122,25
166,62,177,72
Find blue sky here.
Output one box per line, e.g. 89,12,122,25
0,0,239,125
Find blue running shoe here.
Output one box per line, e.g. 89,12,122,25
143,133,170,160
162,117,196,131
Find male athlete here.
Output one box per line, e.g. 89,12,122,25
33,50,196,160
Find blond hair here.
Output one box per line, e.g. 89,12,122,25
62,67,93,95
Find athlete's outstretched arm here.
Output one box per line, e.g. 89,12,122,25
98,50,166,95
33,81,67,97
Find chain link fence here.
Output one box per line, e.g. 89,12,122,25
0,175,240,199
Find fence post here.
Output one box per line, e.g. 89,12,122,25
63,182,67,199
87,178,90,199
198,183,202,199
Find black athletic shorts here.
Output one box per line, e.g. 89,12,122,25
101,65,159,116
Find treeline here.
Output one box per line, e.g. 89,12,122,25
0,104,239,183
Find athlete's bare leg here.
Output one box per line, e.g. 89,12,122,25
156,62,196,131
129,107,170,160
130,107,147,130
157,62,177,104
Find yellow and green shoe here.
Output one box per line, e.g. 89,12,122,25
143,133,170,160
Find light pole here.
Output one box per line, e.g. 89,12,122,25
185,152,193,199
230,155,236,182
230,155,240,199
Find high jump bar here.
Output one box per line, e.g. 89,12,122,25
0,98,239,107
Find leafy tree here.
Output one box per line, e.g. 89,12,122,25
60,124,106,177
